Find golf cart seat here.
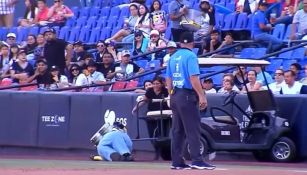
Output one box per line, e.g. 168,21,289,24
247,90,277,112
147,110,173,117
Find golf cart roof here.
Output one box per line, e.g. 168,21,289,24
198,58,270,66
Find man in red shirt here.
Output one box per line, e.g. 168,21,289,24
35,0,49,26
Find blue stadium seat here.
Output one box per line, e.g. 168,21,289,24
78,26,91,43
90,6,100,17
71,6,79,18
93,0,103,8
192,48,199,55
240,48,255,59
215,13,224,30
253,48,267,58
79,7,90,18
111,26,121,36
120,6,130,18
86,16,97,29
0,27,8,40
233,13,248,31
278,49,293,59
292,48,306,60
9,27,17,34
58,26,70,41
211,73,224,86
101,6,111,17
75,16,88,27
107,16,118,28
135,60,148,69
16,27,29,43
28,26,39,36
116,17,125,28
39,26,49,34
88,27,101,44
65,16,76,27
164,26,171,40
266,59,283,73
99,27,111,40
226,2,235,11
272,23,285,40
52,26,60,37
146,60,161,70
109,6,121,19
222,13,237,31
138,73,156,86
96,16,108,28
162,3,169,14
283,59,297,70
68,26,81,43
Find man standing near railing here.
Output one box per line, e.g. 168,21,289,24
165,32,215,170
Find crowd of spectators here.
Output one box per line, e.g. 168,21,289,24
0,0,306,95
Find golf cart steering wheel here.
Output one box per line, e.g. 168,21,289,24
223,91,238,106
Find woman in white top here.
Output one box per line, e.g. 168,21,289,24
135,4,151,36
236,0,260,14
241,70,262,92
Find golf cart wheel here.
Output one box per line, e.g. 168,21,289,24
270,137,296,162
253,150,270,162
183,137,208,160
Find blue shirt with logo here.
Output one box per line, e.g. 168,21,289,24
252,10,268,36
166,48,200,89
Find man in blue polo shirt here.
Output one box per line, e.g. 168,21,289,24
166,32,215,170
252,2,283,52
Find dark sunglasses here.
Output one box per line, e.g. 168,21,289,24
275,73,283,76
71,69,79,72
54,0,60,3
97,44,105,47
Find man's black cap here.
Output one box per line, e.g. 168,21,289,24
87,59,97,68
180,32,194,44
43,28,56,34
73,40,83,46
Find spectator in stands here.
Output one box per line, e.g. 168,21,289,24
163,41,177,67
236,0,260,14
44,28,71,74
71,41,87,67
253,66,274,85
98,52,115,81
105,41,119,62
202,78,217,93
195,0,215,42
50,65,68,89
290,63,303,80
135,4,151,36
18,0,38,27
24,35,37,55
110,50,144,81
10,50,34,84
252,2,283,52
68,64,81,86
290,0,307,40
149,0,167,36
218,74,240,93
0,0,17,28
203,30,221,54
83,54,94,70
75,60,106,87
35,0,49,26
132,30,150,57
270,2,296,26
107,4,139,42
280,70,304,94
27,59,54,88
9,44,19,64
268,69,286,94
94,40,107,63
5,33,17,47
47,0,73,27
233,66,248,90
134,80,153,93
147,30,166,61
131,0,145,4
300,64,307,84
212,33,235,58
34,34,45,60
241,70,262,92
0,44,11,79
219,80,235,94
168,0,191,42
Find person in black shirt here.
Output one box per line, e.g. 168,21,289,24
27,59,54,88
10,49,34,83
97,52,115,81
94,40,107,63
43,28,71,74
71,41,88,67
203,30,221,54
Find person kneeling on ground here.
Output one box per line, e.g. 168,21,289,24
95,122,134,161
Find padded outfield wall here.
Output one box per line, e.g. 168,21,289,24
0,91,306,158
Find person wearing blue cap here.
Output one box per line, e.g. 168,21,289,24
166,31,216,170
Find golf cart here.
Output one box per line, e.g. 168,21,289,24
135,58,296,162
